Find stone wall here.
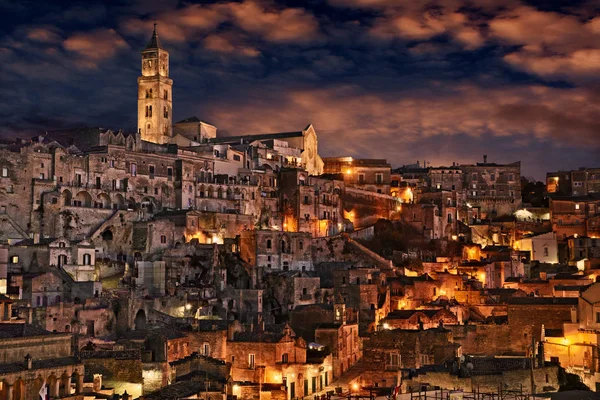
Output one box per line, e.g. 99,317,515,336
0,333,72,363
402,365,559,394
449,323,532,356
186,329,228,360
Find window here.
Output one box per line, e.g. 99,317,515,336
203,343,210,356
376,173,383,184
282,353,289,363
490,173,495,181
10,255,18,263
149,165,155,179
358,174,365,184
248,354,255,369
233,154,241,161
302,287,307,295
299,241,303,250
390,353,400,367
1,167,7,177
131,163,137,176
508,174,514,181
267,239,272,249
167,168,173,181
164,90,168,100
596,312,600,323
83,254,91,265
472,173,477,181
543,247,549,257
39,173,45,179
575,204,580,210
161,235,167,244
163,106,168,118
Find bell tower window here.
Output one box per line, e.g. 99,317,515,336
164,106,168,118
145,105,152,117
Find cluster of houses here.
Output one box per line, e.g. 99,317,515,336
0,26,599,400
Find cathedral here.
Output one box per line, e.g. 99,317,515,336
0,25,330,247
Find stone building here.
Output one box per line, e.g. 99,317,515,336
547,167,600,196
0,324,84,400
359,327,458,388
380,309,458,330
428,165,464,192
239,229,313,272
322,157,391,195
226,324,332,399
461,156,521,218
549,194,600,240
518,232,559,264
279,169,344,237
313,304,361,379
208,124,324,176
332,267,390,333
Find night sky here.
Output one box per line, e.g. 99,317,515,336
1,0,599,179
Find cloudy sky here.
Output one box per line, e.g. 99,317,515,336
1,0,599,178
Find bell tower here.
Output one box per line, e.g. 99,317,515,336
138,24,173,144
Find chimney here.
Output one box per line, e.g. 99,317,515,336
483,155,488,163
25,353,32,370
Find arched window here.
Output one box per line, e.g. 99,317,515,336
36,296,41,306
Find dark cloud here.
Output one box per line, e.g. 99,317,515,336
0,0,598,180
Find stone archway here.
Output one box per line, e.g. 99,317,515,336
13,378,25,400
0,380,9,400
47,374,59,398
134,309,147,331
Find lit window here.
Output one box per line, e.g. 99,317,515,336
1,167,7,177
10,255,18,263
575,204,580,210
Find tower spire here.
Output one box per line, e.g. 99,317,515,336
145,21,162,50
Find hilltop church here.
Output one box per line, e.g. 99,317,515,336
0,26,337,247
135,25,324,174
